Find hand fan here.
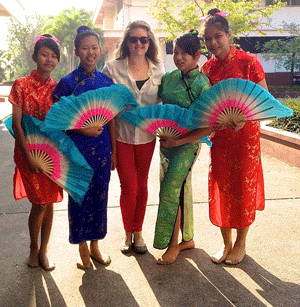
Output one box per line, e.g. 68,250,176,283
4,114,94,204
45,84,139,130
120,104,193,139
188,78,293,128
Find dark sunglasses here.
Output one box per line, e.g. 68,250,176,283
128,36,150,44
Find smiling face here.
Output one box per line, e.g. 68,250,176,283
75,35,101,72
204,25,231,60
33,45,59,76
127,27,150,57
173,44,200,74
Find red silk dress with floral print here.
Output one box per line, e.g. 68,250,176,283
201,47,265,228
9,70,63,204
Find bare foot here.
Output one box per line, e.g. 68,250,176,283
39,252,55,271
77,242,91,270
211,244,232,264
90,250,111,265
157,245,180,265
133,232,147,254
90,241,111,265
27,249,39,268
225,243,246,265
76,257,91,270
133,232,146,247
179,239,195,251
124,232,133,246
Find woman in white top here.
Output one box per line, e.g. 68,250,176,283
103,20,164,254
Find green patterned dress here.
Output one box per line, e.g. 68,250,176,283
154,67,210,249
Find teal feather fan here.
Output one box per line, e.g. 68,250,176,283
121,104,191,139
4,114,93,204
188,78,293,128
44,84,138,130
120,104,211,145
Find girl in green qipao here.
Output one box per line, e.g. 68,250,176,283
154,30,213,264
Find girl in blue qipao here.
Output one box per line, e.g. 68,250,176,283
53,26,116,269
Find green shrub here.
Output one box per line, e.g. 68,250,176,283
267,98,300,134
268,86,300,93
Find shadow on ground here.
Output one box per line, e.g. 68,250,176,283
134,248,300,307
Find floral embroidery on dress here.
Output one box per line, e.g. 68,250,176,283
202,48,265,229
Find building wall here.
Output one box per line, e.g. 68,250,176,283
96,0,159,31
94,0,174,70
261,6,300,32
121,0,158,29
236,3,300,85
94,0,300,82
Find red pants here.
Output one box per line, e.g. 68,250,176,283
116,140,156,233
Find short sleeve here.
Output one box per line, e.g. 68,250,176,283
8,79,24,107
248,55,265,84
53,78,72,101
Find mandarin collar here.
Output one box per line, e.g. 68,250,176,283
181,66,199,79
78,64,96,78
214,46,236,63
30,70,53,85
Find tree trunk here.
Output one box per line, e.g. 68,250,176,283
291,52,295,86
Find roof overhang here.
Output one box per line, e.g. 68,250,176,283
0,0,26,25
93,0,117,26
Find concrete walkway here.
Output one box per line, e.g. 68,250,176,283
1,101,300,306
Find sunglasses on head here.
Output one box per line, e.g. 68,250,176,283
128,36,150,44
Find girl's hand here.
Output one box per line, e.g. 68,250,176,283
214,123,226,130
27,157,43,174
160,136,178,148
228,120,245,131
79,126,103,137
214,120,245,131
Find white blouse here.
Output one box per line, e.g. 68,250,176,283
102,57,164,145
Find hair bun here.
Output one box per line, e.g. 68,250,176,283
77,25,93,34
41,34,52,38
189,29,199,36
207,8,221,16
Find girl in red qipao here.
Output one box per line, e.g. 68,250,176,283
201,8,267,265
9,35,62,270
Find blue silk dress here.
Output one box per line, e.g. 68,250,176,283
53,65,113,244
